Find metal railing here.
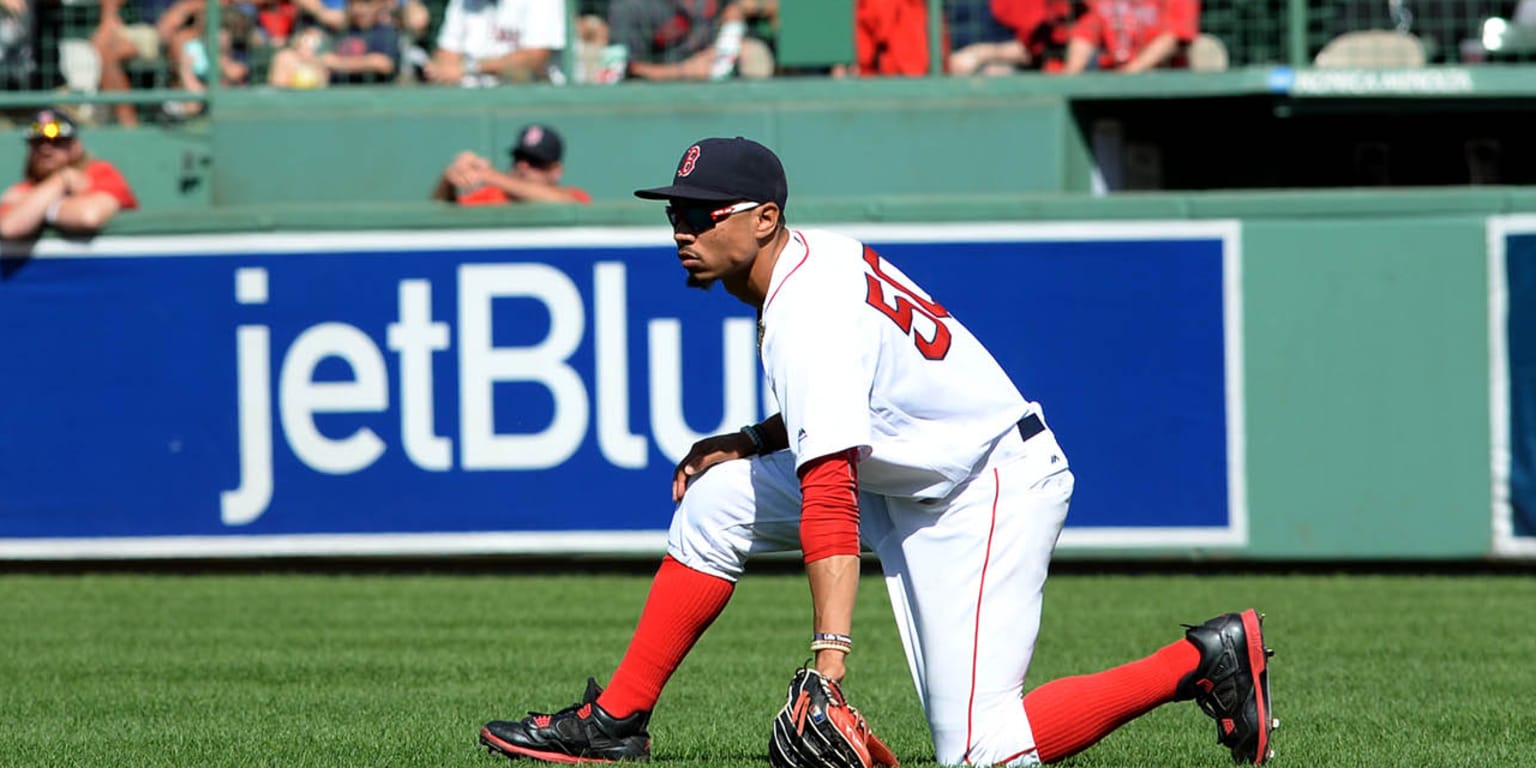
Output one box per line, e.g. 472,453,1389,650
4,0,1536,127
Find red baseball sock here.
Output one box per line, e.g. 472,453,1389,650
1023,638,1200,763
596,555,735,719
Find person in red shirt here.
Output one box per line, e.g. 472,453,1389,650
1061,0,1198,73
432,124,592,206
854,0,934,76
949,0,1078,75
0,109,139,239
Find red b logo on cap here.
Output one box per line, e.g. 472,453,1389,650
678,145,701,177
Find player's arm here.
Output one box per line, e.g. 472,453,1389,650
671,413,787,502
799,448,862,683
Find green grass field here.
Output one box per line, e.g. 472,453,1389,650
1,570,1532,768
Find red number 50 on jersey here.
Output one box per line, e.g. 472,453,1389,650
862,246,952,360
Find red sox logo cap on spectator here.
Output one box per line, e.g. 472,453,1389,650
511,124,564,167
26,108,77,142
634,136,788,209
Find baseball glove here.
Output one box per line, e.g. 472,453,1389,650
768,667,899,768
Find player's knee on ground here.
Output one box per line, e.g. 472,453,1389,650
930,693,1039,767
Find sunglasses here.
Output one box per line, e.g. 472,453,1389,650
27,136,73,149
665,201,762,231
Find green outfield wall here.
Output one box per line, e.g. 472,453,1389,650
7,188,1524,560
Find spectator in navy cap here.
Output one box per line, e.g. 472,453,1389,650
1,109,139,239
432,123,592,205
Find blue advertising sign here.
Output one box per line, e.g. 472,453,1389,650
1492,217,1536,556
0,223,1244,558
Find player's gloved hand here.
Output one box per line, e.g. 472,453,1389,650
769,667,899,768
671,431,755,502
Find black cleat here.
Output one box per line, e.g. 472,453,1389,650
480,678,651,764
1177,609,1275,765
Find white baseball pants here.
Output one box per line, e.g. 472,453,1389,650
667,425,1073,767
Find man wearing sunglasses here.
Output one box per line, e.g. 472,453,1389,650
479,137,1275,768
1,109,138,240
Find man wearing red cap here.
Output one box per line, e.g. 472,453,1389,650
0,109,138,239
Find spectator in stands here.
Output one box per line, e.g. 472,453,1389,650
93,0,180,127
326,0,401,82
294,0,348,31
424,0,567,86
253,0,300,46
160,1,253,118
267,24,332,86
606,0,775,81
1,0,39,93
948,0,1078,74
1060,0,1198,73
854,0,932,76
0,110,139,240
269,0,399,85
431,124,592,205
292,0,427,38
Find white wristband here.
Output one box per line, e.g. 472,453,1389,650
44,199,62,224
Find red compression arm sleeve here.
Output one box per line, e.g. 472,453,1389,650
798,448,861,563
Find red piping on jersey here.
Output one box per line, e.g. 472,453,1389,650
962,467,1003,765
763,231,811,312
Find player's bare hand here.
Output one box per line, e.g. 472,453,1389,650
671,432,754,503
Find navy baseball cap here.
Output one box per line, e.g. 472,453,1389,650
25,108,77,142
511,124,563,167
634,137,788,209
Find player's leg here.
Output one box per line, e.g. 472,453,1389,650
1022,610,1275,765
873,428,1073,766
480,452,805,765
595,451,806,719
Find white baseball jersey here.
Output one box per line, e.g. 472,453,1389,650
760,229,1030,498
436,0,566,85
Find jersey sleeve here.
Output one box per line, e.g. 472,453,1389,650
436,0,466,53
764,259,879,472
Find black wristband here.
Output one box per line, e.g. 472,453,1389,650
741,423,767,455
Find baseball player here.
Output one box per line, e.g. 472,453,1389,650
478,137,1276,767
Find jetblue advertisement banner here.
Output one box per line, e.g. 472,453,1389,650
1491,217,1536,556
0,223,1244,559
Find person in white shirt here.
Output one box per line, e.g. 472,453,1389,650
425,0,565,85
476,137,1278,768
